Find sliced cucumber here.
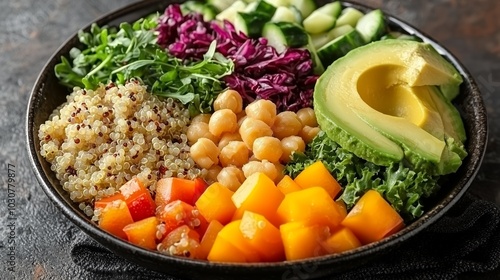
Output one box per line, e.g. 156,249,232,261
264,0,290,7
289,5,303,24
262,21,309,53
303,11,336,34
289,0,316,18
244,0,276,18
181,1,218,21
180,1,204,15
271,6,298,23
316,1,342,17
310,24,354,49
328,24,354,39
355,9,386,43
215,0,247,24
336,7,364,27
234,11,271,37
208,0,237,13
317,29,365,66
306,36,325,75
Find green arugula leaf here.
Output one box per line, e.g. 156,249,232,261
54,14,234,115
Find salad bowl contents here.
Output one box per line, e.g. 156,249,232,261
26,0,487,279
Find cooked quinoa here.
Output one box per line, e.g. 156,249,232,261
38,82,205,216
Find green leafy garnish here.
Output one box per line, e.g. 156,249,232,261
54,14,234,115
285,131,440,221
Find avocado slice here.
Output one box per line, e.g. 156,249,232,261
314,39,466,175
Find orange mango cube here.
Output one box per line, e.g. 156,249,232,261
293,161,341,198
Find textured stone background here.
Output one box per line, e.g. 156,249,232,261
0,0,498,279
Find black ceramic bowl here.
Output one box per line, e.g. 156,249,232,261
26,0,488,279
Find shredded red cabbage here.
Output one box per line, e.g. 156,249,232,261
157,5,318,112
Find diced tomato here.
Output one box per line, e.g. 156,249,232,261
157,225,201,259
157,200,209,238
94,193,125,211
156,177,206,207
193,177,208,204
119,177,156,222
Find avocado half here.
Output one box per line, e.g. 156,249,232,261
313,39,467,175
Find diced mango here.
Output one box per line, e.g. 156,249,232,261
198,220,224,260
210,220,261,262
293,161,341,198
276,175,302,195
280,221,329,261
277,187,344,230
232,172,284,226
240,211,285,262
98,200,134,240
123,216,159,250
195,182,236,225
341,190,404,244
322,227,361,254
207,236,247,263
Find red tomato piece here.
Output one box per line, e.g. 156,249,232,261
193,178,208,204
94,193,125,211
157,225,201,259
155,177,198,207
119,177,155,222
157,200,209,238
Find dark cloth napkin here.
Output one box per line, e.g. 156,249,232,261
71,193,500,280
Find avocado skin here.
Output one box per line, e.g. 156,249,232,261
314,39,467,175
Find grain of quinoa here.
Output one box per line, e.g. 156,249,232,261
38,82,205,217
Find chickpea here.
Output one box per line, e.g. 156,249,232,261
271,111,303,139
218,131,242,150
213,89,243,114
239,117,273,149
190,138,220,169
217,166,245,192
219,141,249,167
296,107,318,127
187,122,218,145
245,99,277,127
190,113,211,124
300,126,321,144
209,109,238,137
206,165,222,184
252,136,282,163
242,160,278,181
280,136,306,163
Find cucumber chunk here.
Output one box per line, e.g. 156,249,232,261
303,11,336,34
271,6,299,23
316,1,342,17
289,0,316,18
311,24,354,49
208,0,236,13
234,11,271,37
262,21,309,53
181,1,218,21
245,0,277,17
216,0,247,24
264,0,290,7
336,7,364,27
355,9,386,43
317,29,365,66
289,5,303,24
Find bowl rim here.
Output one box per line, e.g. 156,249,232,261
25,0,488,276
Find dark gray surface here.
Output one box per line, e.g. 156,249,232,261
0,0,499,279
